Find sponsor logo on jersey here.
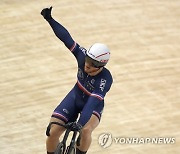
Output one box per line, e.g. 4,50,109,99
63,109,69,114
91,79,95,84
79,46,87,55
100,79,106,92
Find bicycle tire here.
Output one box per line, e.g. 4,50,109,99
54,142,64,154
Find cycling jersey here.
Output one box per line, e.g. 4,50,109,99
47,18,113,126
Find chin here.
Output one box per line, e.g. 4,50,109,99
88,71,99,76
84,67,101,76
85,69,93,74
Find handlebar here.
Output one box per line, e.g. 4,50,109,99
46,121,79,136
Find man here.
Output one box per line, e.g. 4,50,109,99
41,6,113,154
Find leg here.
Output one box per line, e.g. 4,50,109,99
46,89,79,153
76,114,100,152
46,117,66,153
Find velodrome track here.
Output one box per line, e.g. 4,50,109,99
0,0,180,153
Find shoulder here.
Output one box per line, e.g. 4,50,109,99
72,43,87,55
72,44,87,66
100,67,113,83
95,67,113,92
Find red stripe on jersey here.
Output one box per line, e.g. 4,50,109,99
93,111,101,119
91,93,103,101
77,80,91,95
70,42,77,52
52,112,68,122
77,80,104,101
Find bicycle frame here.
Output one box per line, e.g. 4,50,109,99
46,122,81,154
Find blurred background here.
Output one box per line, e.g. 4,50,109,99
0,0,180,153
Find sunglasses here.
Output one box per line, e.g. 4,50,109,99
85,56,105,68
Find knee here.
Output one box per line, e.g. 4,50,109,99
47,124,65,140
81,126,93,138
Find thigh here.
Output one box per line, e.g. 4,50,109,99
52,89,79,123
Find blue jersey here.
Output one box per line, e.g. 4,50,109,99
48,18,113,126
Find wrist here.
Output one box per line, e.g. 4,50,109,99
46,17,53,21
77,122,82,129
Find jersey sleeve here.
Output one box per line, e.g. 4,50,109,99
47,18,86,65
48,18,75,51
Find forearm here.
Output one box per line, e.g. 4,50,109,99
78,97,102,126
47,18,74,49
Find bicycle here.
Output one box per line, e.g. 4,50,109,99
46,122,81,154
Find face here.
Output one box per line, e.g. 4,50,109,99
84,61,103,76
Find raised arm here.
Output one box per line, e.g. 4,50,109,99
41,7,75,50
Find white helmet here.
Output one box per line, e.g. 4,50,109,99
86,43,110,67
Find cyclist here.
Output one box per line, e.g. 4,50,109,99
41,7,113,154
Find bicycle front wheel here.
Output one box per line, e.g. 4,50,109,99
66,146,75,154
54,142,64,154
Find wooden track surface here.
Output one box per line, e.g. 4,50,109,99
0,0,180,153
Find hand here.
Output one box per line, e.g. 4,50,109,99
41,6,53,21
71,122,82,132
